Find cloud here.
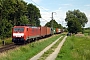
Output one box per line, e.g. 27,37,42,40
40,11,51,26
85,18,90,28
84,5,90,7
54,9,67,27
40,7,90,27
61,4,73,7
84,12,90,28
40,7,67,27
89,15,90,18
86,15,90,27
24,0,42,4
39,6,50,12
32,0,42,3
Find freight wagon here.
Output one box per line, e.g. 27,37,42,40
56,28,61,34
46,27,51,36
40,26,47,38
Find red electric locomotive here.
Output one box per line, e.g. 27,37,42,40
12,26,40,43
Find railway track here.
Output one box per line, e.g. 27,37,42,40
0,38,47,53
0,35,58,53
0,37,48,53
0,43,20,53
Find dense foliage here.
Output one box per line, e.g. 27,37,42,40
65,9,88,33
0,0,41,39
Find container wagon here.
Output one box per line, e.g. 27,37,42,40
40,26,47,38
56,28,61,34
46,27,51,36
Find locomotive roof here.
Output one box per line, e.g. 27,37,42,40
14,26,39,28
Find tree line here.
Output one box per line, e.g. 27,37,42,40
0,0,41,39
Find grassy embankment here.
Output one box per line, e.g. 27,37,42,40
56,35,90,60
0,34,62,60
0,38,12,46
84,29,90,36
38,36,65,60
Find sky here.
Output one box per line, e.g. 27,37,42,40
24,0,90,28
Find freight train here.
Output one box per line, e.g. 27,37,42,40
12,25,63,44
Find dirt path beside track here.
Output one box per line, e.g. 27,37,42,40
45,36,67,60
30,36,63,60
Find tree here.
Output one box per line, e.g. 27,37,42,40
58,24,63,29
27,3,41,26
0,0,28,39
19,15,29,25
0,0,42,39
2,0,28,26
65,9,88,33
45,20,63,28
0,19,12,38
0,0,2,21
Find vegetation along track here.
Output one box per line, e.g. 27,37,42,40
0,35,58,53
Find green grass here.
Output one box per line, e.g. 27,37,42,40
84,29,90,36
0,34,62,60
56,35,90,60
84,29,90,33
0,38,12,46
84,33,88,36
38,36,64,60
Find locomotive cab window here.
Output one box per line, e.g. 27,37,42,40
14,27,24,32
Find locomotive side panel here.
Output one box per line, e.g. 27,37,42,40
25,27,40,40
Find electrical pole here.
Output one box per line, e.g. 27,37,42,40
51,12,53,30
51,12,56,35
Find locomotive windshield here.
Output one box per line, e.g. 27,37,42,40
14,27,24,32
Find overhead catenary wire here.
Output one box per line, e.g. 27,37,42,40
30,0,55,26
31,0,49,12
41,18,48,22
30,0,65,28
